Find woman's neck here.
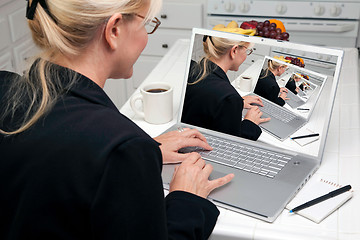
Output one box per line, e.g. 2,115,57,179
209,57,230,73
269,68,278,77
53,41,110,88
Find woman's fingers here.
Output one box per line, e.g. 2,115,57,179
181,128,209,144
208,173,235,191
260,117,271,123
178,137,213,151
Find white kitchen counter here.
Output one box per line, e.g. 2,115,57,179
120,39,360,240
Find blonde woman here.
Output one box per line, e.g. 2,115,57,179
182,35,270,141
286,73,302,94
254,59,289,106
0,0,233,239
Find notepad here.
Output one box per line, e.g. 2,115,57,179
291,128,319,146
286,178,353,223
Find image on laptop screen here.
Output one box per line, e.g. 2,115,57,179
252,56,327,116
179,28,340,157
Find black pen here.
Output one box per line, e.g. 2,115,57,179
297,108,310,111
291,133,319,140
289,185,352,213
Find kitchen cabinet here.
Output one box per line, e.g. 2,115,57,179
0,51,13,71
0,0,39,74
105,0,205,109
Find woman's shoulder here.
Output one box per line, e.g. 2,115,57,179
56,100,150,139
0,71,21,87
0,71,21,103
0,70,20,78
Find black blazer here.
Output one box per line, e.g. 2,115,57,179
0,66,219,240
254,70,285,106
182,60,261,141
285,79,298,95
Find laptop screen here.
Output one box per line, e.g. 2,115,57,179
178,28,343,160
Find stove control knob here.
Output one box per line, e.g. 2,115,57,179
224,2,235,13
314,5,325,16
324,55,331,61
316,53,323,60
330,5,342,17
276,4,287,15
239,2,250,13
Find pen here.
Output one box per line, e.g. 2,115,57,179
297,108,310,111
291,133,319,140
289,185,352,213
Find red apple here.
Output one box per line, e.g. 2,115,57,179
240,22,257,29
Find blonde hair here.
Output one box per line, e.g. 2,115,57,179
260,59,287,79
0,0,162,135
189,36,249,85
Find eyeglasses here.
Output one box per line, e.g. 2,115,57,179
135,14,161,34
242,46,253,56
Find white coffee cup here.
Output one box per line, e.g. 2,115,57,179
238,75,253,92
130,82,173,124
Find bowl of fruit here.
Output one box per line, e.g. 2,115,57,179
285,56,305,68
240,19,290,41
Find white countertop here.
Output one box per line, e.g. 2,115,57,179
120,39,360,240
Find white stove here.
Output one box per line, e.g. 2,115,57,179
206,0,360,48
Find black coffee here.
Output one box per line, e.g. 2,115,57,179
147,88,168,93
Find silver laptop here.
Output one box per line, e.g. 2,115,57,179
161,28,343,223
285,89,306,108
243,93,307,141
297,88,306,98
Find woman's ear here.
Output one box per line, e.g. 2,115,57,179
230,45,238,60
104,13,123,50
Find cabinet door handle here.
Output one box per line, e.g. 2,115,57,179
162,44,168,48
160,14,167,19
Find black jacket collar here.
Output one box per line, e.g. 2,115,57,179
207,60,230,83
41,62,119,112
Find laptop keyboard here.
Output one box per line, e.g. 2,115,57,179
182,133,292,178
261,100,296,123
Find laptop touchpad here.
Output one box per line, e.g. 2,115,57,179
209,170,227,181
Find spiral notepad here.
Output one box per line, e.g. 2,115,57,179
286,178,353,223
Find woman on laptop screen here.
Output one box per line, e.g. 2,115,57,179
286,73,302,95
182,35,270,141
254,59,289,106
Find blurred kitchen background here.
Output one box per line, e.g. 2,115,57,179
1,0,360,108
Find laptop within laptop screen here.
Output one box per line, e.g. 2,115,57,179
257,56,327,114
179,28,343,160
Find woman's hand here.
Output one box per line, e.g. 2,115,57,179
295,87,300,93
244,106,271,125
154,128,213,164
242,95,264,109
169,153,234,198
280,87,288,94
279,91,289,101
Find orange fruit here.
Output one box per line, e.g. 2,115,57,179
269,19,286,33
